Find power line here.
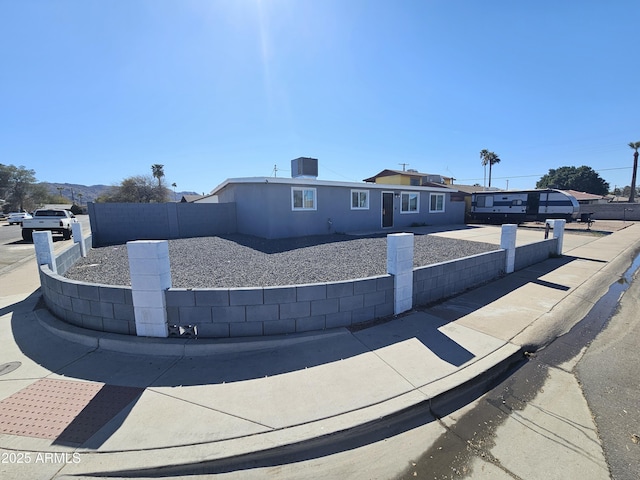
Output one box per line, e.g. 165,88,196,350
458,166,632,183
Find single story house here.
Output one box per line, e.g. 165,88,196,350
196,161,465,239
563,190,607,205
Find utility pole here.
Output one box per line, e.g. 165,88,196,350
483,165,486,191
398,163,409,171
273,164,278,177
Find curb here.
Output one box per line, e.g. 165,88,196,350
66,345,524,478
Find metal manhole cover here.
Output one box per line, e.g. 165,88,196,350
0,362,21,376
0,378,144,445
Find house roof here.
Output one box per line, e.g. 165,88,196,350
363,169,453,183
180,194,205,203
441,184,494,195
202,176,457,201
562,190,605,202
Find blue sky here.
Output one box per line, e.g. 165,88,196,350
1,0,639,195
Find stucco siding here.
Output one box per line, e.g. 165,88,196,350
215,181,464,238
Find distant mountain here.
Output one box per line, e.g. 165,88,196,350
39,182,199,204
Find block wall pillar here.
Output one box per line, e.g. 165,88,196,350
546,219,566,255
387,233,414,315
127,240,172,338
33,231,56,274
500,224,517,274
71,222,86,257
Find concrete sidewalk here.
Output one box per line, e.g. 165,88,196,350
1,224,639,479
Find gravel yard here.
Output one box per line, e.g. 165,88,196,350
64,233,498,288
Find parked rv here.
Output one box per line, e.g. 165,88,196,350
471,189,580,224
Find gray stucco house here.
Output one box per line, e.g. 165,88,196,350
195,159,465,239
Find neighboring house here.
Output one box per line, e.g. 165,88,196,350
605,195,632,203
364,168,454,186
180,194,205,203
196,159,465,239
562,190,607,205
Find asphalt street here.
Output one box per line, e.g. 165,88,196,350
577,256,640,479
0,215,91,272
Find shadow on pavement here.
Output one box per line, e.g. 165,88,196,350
9,255,585,389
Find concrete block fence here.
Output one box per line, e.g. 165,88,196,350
514,239,558,272
39,266,136,335
413,250,508,306
165,276,395,338
87,202,237,247
55,235,93,275
37,223,563,339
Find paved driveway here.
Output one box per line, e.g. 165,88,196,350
428,223,620,252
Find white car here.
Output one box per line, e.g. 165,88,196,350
7,212,33,225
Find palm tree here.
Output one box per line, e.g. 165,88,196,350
171,182,177,202
629,141,640,203
480,149,501,188
151,164,165,187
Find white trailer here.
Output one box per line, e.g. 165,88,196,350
471,189,579,224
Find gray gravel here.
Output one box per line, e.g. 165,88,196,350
64,233,498,288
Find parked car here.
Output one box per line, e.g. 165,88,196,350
7,212,33,225
21,209,77,241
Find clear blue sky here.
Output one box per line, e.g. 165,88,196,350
2,0,639,195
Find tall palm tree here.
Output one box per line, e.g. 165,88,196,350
629,141,640,203
151,164,165,187
480,149,501,188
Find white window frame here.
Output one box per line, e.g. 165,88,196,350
350,189,369,210
400,192,419,213
429,193,445,213
291,187,317,211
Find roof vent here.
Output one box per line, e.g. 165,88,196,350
291,157,318,179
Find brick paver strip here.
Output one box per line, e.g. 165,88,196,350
0,378,143,445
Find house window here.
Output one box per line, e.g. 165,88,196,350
351,190,369,210
430,193,445,212
401,192,419,213
292,187,317,210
